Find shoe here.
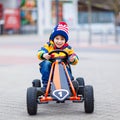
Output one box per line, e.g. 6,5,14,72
37,87,46,95
72,80,79,93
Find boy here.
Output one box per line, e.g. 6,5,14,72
37,21,79,94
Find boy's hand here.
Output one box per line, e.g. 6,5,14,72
69,56,75,62
43,53,51,60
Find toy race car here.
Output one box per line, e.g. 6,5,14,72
26,50,94,115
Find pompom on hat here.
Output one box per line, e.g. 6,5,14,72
50,21,69,42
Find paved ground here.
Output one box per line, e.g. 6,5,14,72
0,35,120,120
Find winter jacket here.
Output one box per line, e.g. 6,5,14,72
37,40,79,65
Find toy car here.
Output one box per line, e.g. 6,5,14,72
26,49,94,115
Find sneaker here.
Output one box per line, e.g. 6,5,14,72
72,80,79,93
37,87,46,95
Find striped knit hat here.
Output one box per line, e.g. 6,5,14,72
50,21,69,42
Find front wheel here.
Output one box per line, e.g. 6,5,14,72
27,87,38,115
84,85,94,113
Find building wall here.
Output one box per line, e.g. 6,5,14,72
0,0,78,35
37,0,79,35
0,0,17,8
1,0,117,35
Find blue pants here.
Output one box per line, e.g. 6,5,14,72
39,60,74,88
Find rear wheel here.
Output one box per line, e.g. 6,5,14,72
27,87,38,115
32,79,41,87
76,77,85,96
84,85,94,113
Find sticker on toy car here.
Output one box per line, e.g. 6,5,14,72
52,89,69,101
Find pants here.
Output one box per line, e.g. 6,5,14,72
39,60,74,88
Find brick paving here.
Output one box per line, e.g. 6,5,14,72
0,35,120,120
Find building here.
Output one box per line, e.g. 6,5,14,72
0,0,119,35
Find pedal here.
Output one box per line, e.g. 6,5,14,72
37,97,49,104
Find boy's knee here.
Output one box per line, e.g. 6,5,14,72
39,60,51,68
39,60,51,74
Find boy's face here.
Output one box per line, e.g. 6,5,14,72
53,35,66,48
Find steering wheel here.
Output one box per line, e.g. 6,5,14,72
49,49,68,62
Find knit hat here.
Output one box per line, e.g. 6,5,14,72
50,21,69,42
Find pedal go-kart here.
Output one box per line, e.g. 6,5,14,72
26,50,94,115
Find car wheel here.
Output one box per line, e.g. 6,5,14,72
84,85,94,113
32,79,41,87
27,87,38,115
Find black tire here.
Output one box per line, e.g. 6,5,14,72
84,85,94,113
32,79,41,87
27,87,38,115
76,77,85,95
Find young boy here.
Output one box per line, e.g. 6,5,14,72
37,21,79,94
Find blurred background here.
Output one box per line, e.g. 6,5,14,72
0,0,120,44
0,1,120,119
